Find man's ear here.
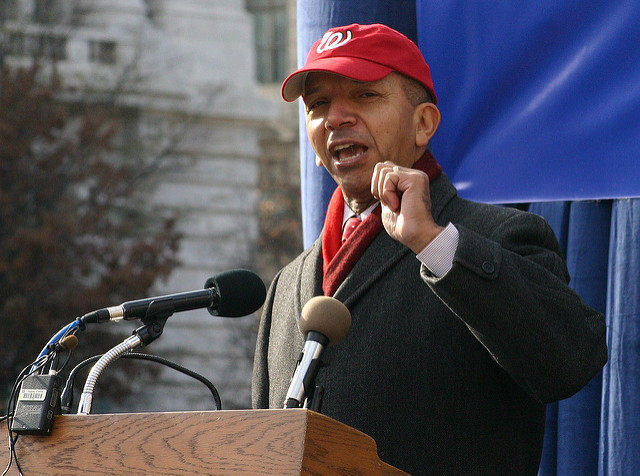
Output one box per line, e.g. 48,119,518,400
415,103,441,147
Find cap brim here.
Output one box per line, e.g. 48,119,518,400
281,57,393,102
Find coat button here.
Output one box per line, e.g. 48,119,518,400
481,261,495,274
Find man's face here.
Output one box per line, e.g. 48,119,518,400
304,72,424,207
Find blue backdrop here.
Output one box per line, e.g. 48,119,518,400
417,1,640,204
295,0,640,473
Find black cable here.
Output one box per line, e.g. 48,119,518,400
61,352,222,413
55,349,74,374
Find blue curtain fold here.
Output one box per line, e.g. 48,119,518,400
557,202,610,474
600,199,640,475
531,201,611,475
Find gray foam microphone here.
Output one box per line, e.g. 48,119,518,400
284,296,351,409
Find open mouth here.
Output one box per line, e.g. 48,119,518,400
332,143,368,162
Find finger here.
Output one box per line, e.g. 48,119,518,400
372,161,395,199
371,162,383,199
380,169,402,212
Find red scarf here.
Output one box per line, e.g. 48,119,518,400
321,150,442,296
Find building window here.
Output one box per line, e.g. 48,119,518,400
1,1,19,22
89,40,116,64
246,0,288,84
4,31,67,60
34,0,61,24
40,33,66,60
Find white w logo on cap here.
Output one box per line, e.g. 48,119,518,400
317,30,352,53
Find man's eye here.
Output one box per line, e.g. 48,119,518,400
307,99,326,111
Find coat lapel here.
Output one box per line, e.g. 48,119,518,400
296,240,324,311
334,232,409,305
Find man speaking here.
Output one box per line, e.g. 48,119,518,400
252,23,607,475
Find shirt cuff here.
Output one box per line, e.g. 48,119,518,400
415,223,459,278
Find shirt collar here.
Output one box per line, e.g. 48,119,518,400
342,201,380,228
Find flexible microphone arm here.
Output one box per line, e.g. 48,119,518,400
77,318,167,415
77,334,142,415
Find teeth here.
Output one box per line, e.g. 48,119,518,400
331,143,366,161
334,143,354,151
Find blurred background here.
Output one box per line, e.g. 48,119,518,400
0,0,301,413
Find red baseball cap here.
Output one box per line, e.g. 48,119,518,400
281,23,437,104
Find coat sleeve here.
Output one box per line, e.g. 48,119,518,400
423,210,607,404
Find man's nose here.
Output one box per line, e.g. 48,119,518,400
324,98,356,131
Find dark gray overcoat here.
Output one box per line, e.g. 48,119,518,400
252,173,607,475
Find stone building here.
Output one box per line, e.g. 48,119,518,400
1,0,300,411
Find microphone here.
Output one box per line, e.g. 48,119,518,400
283,296,351,409
81,269,266,324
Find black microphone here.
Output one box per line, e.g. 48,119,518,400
283,296,351,409
81,269,266,323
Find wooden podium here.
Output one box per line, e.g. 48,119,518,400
7,409,407,475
